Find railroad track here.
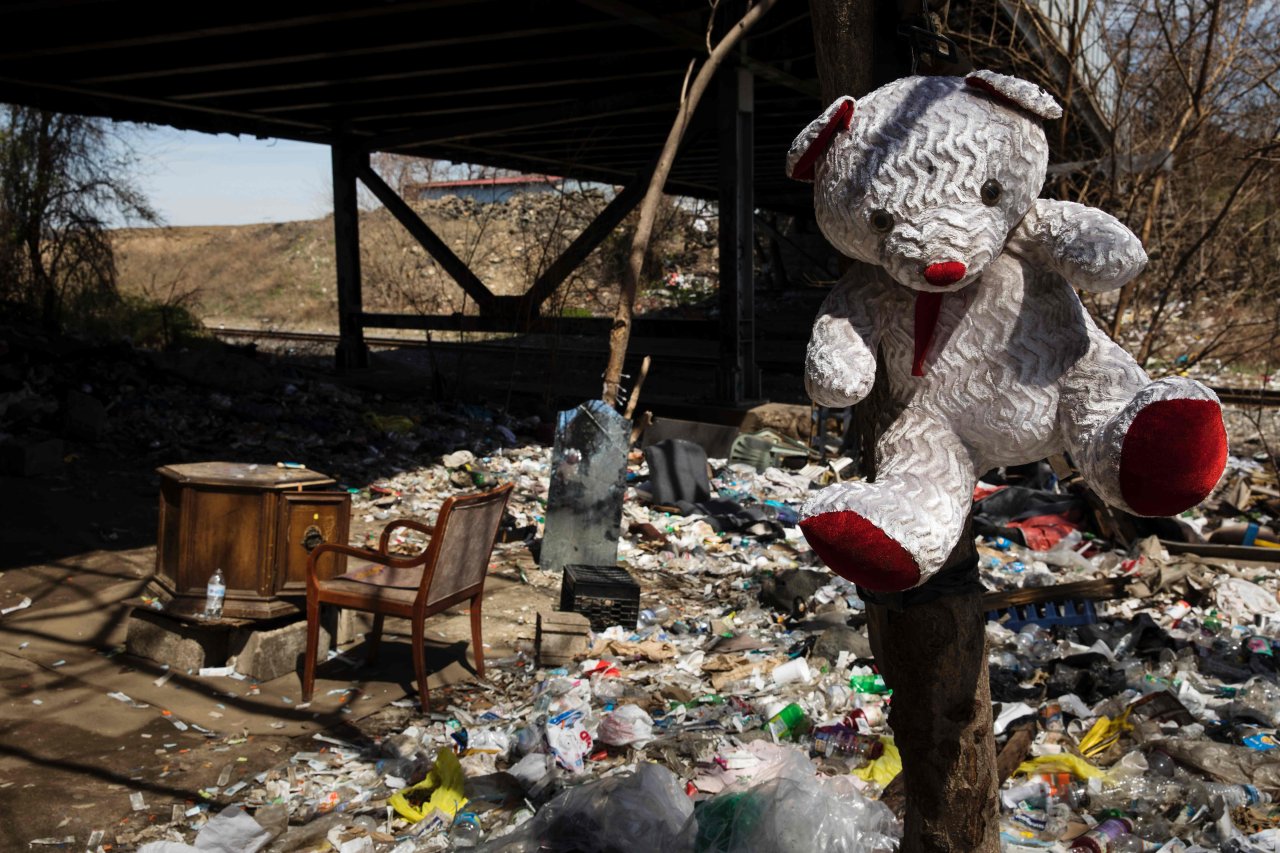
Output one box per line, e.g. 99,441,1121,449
210,326,1280,406
213,326,433,349
1213,387,1280,406
209,325,802,371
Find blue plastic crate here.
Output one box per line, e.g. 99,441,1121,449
987,598,1098,631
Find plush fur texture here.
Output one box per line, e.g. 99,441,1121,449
789,73,1228,592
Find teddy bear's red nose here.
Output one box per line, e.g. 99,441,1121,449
924,261,967,286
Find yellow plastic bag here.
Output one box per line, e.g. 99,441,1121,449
852,736,902,788
364,412,417,434
389,747,468,823
1014,752,1106,781
1076,708,1135,759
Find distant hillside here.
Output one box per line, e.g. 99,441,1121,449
111,191,720,331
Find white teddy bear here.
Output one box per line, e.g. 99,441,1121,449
789,71,1228,592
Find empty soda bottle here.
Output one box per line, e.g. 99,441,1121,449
811,723,883,763
1069,817,1133,852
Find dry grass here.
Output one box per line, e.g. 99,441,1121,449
111,192,714,331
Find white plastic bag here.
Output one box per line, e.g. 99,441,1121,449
598,704,654,747
544,709,593,774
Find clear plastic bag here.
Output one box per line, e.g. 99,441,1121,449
477,763,695,852
686,767,900,852
1227,678,1280,728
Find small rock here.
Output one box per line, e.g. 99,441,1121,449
812,624,873,662
758,569,829,614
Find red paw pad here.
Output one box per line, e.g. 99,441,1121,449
799,510,921,591
1119,398,1227,516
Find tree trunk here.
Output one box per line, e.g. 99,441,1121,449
807,2,1000,850
866,555,1000,852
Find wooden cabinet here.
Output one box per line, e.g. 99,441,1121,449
154,462,350,619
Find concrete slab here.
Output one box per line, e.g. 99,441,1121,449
126,608,230,672
228,618,328,683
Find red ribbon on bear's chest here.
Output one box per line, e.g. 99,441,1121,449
912,291,945,377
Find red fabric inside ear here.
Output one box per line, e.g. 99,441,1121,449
791,99,854,182
913,292,944,377
964,75,1027,115
1119,398,1227,515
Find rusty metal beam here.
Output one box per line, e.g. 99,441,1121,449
0,1,469,62
577,0,819,98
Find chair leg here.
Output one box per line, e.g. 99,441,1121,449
366,614,385,665
470,594,485,678
303,596,321,702
412,614,429,710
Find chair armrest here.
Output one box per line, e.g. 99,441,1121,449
378,520,436,555
305,541,426,585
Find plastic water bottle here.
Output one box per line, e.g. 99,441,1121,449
204,568,225,619
638,605,670,627
450,811,481,848
1204,782,1271,808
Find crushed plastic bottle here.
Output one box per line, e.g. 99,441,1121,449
1040,801,1071,841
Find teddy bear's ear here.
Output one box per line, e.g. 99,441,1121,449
964,71,1063,120
786,96,855,182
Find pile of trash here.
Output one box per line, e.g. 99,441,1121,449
16,328,1280,851
92,420,1280,853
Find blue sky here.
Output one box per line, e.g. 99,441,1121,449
128,125,333,227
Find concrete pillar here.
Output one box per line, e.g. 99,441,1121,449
331,142,368,369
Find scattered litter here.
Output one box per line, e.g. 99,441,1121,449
108,691,148,709
17,369,1280,853
1,596,32,616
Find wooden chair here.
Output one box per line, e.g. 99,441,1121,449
301,482,514,705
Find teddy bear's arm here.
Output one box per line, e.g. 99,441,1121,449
805,272,880,407
1010,199,1147,292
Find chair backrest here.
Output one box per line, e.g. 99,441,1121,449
422,483,513,607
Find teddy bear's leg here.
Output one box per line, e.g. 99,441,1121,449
799,408,973,591
1061,362,1227,516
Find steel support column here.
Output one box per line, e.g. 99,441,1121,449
715,64,760,402
331,141,368,369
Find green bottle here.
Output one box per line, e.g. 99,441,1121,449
850,673,889,694
765,703,806,741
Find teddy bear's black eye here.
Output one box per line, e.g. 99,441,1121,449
869,209,894,233
981,179,1003,205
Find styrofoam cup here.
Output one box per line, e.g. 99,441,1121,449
771,657,812,686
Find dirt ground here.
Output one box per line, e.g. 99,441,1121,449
0,451,569,847
0,344,577,849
